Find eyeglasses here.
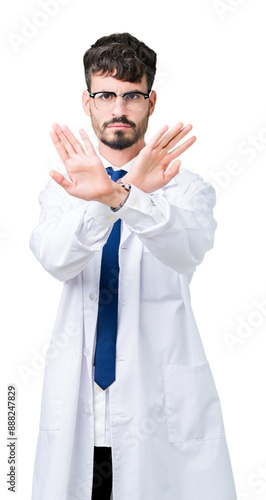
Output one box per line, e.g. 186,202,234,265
88,90,151,111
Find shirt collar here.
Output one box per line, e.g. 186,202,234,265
96,146,138,172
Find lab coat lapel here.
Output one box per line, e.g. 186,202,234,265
120,220,134,248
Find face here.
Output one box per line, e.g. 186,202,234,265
82,73,156,150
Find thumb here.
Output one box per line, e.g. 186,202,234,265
163,160,181,184
49,170,72,191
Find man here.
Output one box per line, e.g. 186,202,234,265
30,33,237,500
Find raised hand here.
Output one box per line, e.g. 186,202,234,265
122,122,196,193
49,123,127,206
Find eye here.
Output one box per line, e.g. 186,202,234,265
125,93,142,101
97,93,113,101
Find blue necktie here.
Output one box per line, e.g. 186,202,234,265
94,167,127,390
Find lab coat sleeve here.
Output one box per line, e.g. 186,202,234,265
117,168,217,274
29,178,120,281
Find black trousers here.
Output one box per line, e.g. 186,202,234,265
92,446,113,500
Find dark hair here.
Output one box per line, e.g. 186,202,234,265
83,32,157,92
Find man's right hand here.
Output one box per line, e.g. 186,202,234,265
49,123,128,208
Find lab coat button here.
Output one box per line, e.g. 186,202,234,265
108,215,116,221
83,347,90,356
89,293,98,301
84,405,92,415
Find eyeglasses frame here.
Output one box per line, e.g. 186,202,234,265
88,89,151,110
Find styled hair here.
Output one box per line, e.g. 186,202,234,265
83,32,157,92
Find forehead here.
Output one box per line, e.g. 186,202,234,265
90,72,148,92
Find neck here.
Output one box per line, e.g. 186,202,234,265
98,138,145,167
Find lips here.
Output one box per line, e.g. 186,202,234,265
108,124,131,129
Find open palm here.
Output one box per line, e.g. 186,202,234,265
49,123,114,202
122,122,196,193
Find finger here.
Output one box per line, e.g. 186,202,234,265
52,123,76,157
146,125,169,150
168,135,197,162
50,129,70,164
157,122,185,149
162,124,193,151
49,169,72,190
60,125,86,155
163,159,181,184
79,128,96,156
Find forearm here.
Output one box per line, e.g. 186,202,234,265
118,170,217,274
30,180,121,281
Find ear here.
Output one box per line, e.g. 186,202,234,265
82,90,91,117
148,90,157,117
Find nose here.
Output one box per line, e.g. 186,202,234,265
111,95,127,115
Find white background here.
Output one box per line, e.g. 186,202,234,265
1,1,266,498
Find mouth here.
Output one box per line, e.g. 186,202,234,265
107,124,132,130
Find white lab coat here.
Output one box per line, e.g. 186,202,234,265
29,165,237,500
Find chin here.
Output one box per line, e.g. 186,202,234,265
101,132,138,151
102,140,135,151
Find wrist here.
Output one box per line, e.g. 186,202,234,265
100,183,129,208
120,172,142,190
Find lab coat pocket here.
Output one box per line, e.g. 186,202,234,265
163,362,225,443
39,353,73,431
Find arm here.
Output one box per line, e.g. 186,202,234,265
112,123,216,273
30,123,129,281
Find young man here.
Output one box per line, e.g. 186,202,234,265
30,33,237,500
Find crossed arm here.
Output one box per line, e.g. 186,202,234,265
49,122,197,207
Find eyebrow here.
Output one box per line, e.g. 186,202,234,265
94,89,145,94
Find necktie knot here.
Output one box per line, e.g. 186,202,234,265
106,166,127,183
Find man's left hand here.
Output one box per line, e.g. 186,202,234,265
122,122,196,193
